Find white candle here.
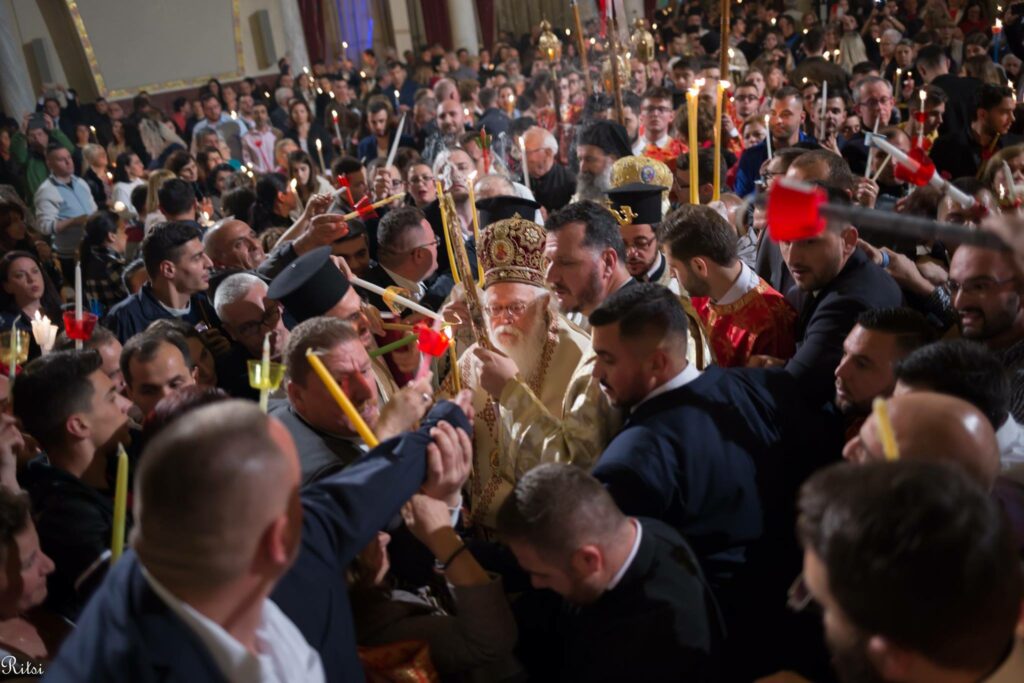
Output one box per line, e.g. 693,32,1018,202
519,136,530,192
917,89,926,148
74,262,82,321
332,110,343,152
259,332,271,413
819,80,828,140
315,138,326,175
351,277,444,321
764,113,772,159
31,311,57,355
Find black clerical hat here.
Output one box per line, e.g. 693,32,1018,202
266,246,350,323
578,121,632,158
476,195,541,227
606,183,668,226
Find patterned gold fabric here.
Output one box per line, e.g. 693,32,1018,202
479,218,547,290
442,313,615,530
611,156,673,204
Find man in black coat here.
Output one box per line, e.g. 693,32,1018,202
585,283,846,679
497,463,724,683
931,82,1021,181
360,205,452,314
45,397,473,683
916,44,982,138
762,175,902,405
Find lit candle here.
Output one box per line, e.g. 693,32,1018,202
315,137,326,174
712,80,726,201
305,348,380,447
89,125,96,137
917,89,926,148
259,332,271,413
111,444,129,562
872,397,900,461
30,310,57,355
893,67,902,93
332,109,342,150
519,136,530,192
290,177,298,194
467,172,484,284
764,113,772,159
686,80,703,204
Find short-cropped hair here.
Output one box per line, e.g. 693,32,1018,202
284,317,360,387
13,350,102,451
589,283,689,350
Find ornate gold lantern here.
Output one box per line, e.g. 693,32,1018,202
538,20,562,63
601,53,630,93
630,18,656,64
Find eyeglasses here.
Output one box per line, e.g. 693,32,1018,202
947,277,1017,297
235,302,281,338
409,238,439,252
409,174,434,185
642,105,674,115
485,301,530,319
859,97,893,109
625,237,657,252
786,573,819,613
734,94,758,102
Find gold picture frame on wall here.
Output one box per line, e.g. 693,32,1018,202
65,0,245,98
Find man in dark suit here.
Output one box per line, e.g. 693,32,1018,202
931,82,1021,181
46,395,473,682
361,205,452,314
916,44,982,138
497,463,724,682
586,283,846,680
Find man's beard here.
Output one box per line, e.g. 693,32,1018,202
487,309,549,380
576,166,612,201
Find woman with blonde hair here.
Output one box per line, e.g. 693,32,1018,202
837,32,869,75
978,144,1024,194
142,168,176,235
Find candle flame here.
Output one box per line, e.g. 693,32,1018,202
316,138,322,150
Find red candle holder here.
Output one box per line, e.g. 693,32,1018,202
63,312,99,341
414,323,450,357
767,180,828,242
893,147,937,187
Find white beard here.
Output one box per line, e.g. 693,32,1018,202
487,311,548,381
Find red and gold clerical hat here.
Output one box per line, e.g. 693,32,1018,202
479,217,546,290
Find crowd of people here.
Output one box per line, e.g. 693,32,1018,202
0,0,1023,680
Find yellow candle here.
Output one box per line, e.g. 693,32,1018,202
448,338,461,393
686,80,703,205
872,397,900,461
111,444,129,562
305,348,380,447
713,80,726,202
436,181,460,285
466,174,484,285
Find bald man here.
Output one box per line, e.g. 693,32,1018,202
522,126,575,212
50,396,474,682
843,392,1001,489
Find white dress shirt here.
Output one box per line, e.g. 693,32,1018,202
996,417,1024,470
632,363,702,414
381,266,426,301
714,262,761,306
143,569,325,683
606,518,643,590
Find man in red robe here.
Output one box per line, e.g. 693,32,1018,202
662,204,797,368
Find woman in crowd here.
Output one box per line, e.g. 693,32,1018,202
0,203,39,258
404,161,437,209
250,173,296,233
79,211,128,315
111,151,147,219
141,168,176,236
0,251,63,356
285,100,334,171
0,486,67,674
105,120,130,168
164,150,204,200
80,144,111,210
287,150,333,215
